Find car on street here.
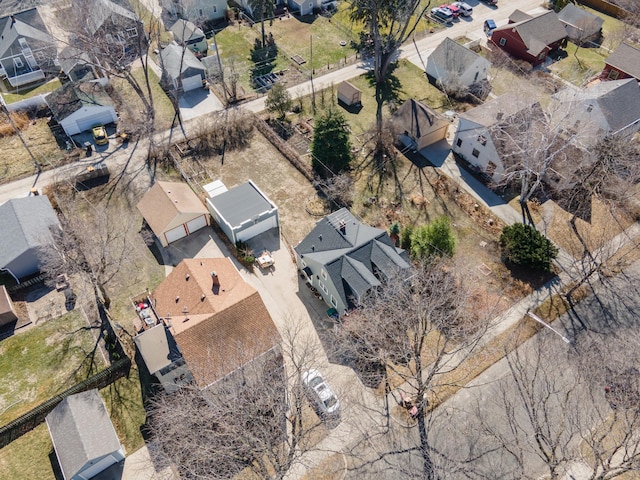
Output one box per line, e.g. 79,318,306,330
452,1,473,16
431,6,454,23
442,4,460,17
302,369,340,416
91,125,109,145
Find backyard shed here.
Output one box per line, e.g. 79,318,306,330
0,285,18,327
137,181,210,246
45,81,118,136
337,81,362,107
206,180,279,244
45,389,125,480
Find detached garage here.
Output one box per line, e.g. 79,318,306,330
160,44,206,92
206,180,279,245
137,181,210,247
46,81,118,136
46,389,125,480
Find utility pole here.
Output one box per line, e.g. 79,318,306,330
310,34,316,114
211,28,228,105
526,311,571,344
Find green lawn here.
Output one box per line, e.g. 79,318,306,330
2,78,62,104
548,43,608,84
0,311,105,425
0,424,55,480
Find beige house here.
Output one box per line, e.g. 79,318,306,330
0,286,17,327
137,181,210,246
392,99,449,152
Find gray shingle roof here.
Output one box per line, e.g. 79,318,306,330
46,81,114,120
0,196,59,272
45,389,122,480
295,208,409,308
170,19,203,43
557,4,603,37
494,10,567,56
552,78,640,134
208,181,276,227
159,43,205,81
605,42,640,80
458,92,538,129
83,0,137,36
0,8,54,58
392,99,444,140
428,37,490,80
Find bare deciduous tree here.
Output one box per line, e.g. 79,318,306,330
334,257,490,479
146,320,331,480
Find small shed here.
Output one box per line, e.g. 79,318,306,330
337,81,362,107
46,389,125,480
0,286,18,327
206,180,279,244
137,181,210,246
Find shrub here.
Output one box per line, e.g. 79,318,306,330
499,223,558,272
400,225,414,250
0,111,29,137
410,216,456,259
311,108,352,178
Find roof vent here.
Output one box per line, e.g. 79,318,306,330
182,306,188,313
311,245,315,252
201,294,205,301
496,111,504,121
339,220,346,235
319,234,323,241
185,274,190,281
175,296,180,303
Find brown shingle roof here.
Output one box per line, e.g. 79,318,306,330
152,258,281,388
494,10,567,56
136,181,208,235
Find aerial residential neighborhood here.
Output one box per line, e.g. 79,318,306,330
0,0,639,478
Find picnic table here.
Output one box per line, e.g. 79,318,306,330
256,251,275,269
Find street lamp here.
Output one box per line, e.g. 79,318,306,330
526,311,571,344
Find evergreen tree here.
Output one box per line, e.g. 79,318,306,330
311,109,352,178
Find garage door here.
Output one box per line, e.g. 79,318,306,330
75,110,116,135
236,215,278,242
186,215,207,234
182,75,203,92
78,454,117,479
164,225,187,244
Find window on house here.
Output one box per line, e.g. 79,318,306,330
126,27,137,38
472,148,480,158
34,50,46,61
13,57,23,69
456,138,462,147
301,259,306,267
586,104,593,113
477,135,487,146
321,270,327,280
486,161,497,176
608,70,619,80
538,51,546,60
321,283,328,294
499,37,506,46
330,295,337,307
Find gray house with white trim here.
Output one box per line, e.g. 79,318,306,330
0,196,60,282
46,389,125,480
206,180,279,244
294,208,410,315
159,43,206,92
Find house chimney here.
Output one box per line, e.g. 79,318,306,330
210,271,219,286
339,220,346,235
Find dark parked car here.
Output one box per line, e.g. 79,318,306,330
484,19,497,36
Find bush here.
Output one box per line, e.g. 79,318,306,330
311,108,352,178
410,216,456,259
192,110,256,155
499,223,558,272
0,111,29,137
400,225,414,250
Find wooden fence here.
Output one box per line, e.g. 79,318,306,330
578,0,631,18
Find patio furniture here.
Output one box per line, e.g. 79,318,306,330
256,250,275,269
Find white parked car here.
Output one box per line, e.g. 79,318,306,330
452,1,473,16
302,369,340,416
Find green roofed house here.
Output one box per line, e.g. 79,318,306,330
45,81,118,136
294,208,410,316
45,389,125,480
0,196,60,282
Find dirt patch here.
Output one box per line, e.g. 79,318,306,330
189,130,321,247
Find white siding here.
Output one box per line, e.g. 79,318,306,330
236,215,278,242
182,74,203,91
164,225,187,244
452,120,504,181
186,215,208,234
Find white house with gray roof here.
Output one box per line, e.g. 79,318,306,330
159,43,206,91
550,78,640,146
46,389,125,480
294,208,410,316
206,180,279,244
426,37,491,92
452,93,540,181
0,196,60,282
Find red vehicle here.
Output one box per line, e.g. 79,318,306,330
442,4,460,17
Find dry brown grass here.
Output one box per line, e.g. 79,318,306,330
0,111,29,137
300,454,346,480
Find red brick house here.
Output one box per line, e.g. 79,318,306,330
602,42,640,82
490,10,568,66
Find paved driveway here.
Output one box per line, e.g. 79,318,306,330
179,88,225,121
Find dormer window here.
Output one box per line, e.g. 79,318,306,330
586,104,593,113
